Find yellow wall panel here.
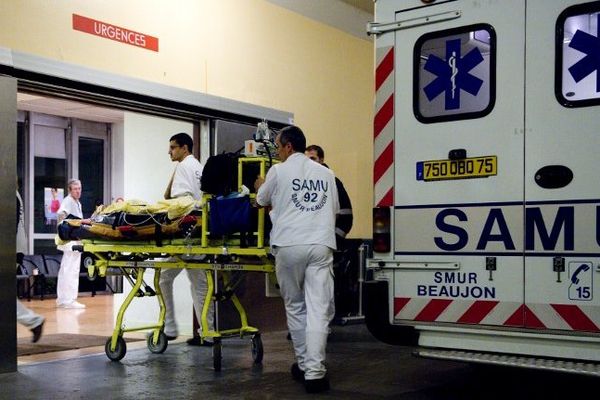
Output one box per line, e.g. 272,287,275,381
0,0,373,238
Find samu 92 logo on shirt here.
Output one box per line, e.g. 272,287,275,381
291,178,329,212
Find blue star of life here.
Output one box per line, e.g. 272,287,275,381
568,14,600,92
423,38,484,110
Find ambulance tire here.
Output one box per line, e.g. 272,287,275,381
364,280,418,346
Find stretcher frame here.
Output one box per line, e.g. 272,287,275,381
80,157,277,371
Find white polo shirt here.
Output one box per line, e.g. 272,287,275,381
57,195,83,220
171,154,203,200
257,152,339,250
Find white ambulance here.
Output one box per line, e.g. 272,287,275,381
366,0,600,375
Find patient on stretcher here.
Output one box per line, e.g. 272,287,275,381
57,196,202,242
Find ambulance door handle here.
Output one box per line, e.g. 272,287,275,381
534,165,573,189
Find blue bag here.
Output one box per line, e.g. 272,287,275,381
209,195,252,236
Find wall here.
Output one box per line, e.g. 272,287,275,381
110,121,124,202
112,112,195,332
0,77,17,372
0,0,374,238
122,112,192,202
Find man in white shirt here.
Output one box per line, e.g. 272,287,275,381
56,179,88,309
160,132,214,346
255,126,339,393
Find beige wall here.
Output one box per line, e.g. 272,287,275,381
122,112,193,202
0,0,374,238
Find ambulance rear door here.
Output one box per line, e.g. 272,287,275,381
387,0,526,328
524,0,600,336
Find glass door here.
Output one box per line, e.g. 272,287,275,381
29,113,69,254
72,119,110,215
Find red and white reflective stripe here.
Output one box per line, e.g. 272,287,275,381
394,298,600,332
394,297,518,325
374,46,394,207
527,303,600,332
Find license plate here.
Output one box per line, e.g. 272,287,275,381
417,156,497,181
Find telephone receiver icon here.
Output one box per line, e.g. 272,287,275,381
571,264,590,285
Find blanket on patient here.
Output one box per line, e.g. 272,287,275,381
57,196,202,243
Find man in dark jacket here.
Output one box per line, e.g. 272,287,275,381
305,145,353,248
305,145,355,323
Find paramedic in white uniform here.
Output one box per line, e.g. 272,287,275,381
255,126,339,393
160,132,214,345
56,179,88,309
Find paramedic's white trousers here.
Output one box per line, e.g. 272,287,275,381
56,250,82,305
274,244,334,380
17,299,44,329
159,268,214,337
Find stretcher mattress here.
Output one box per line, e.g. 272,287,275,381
57,196,202,242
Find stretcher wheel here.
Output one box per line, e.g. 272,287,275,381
213,339,222,371
105,337,126,361
251,334,263,364
147,332,168,354
83,254,97,281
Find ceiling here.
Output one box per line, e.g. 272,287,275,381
339,0,374,14
17,92,124,123
266,0,374,40
17,1,374,123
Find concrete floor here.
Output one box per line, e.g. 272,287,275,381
1,324,466,400
2,323,599,399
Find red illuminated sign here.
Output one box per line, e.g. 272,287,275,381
72,14,159,52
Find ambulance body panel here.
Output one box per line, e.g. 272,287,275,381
367,0,600,372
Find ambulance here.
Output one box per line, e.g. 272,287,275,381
365,0,600,375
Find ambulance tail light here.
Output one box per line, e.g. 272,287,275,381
373,207,391,253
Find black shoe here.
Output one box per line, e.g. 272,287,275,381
187,337,213,346
291,363,305,383
286,332,292,340
165,335,178,341
31,321,44,343
305,375,330,393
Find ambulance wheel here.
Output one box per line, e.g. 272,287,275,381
213,339,222,371
147,332,168,354
105,337,126,361
251,334,263,364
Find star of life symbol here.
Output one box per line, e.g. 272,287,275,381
423,38,484,110
568,14,600,92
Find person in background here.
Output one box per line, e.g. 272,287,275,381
49,187,61,214
46,187,61,229
16,188,44,342
255,126,339,393
160,132,214,346
305,144,354,324
56,179,88,309
305,145,353,249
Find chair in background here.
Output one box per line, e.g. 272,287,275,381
43,254,98,297
19,255,47,300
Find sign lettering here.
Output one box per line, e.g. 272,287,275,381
72,14,159,52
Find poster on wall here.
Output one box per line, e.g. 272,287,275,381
44,187,64,228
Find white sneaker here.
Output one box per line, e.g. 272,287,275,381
62,301,86,309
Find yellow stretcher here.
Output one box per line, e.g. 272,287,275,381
78,157,277,371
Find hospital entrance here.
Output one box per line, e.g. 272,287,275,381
14,92,290,363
